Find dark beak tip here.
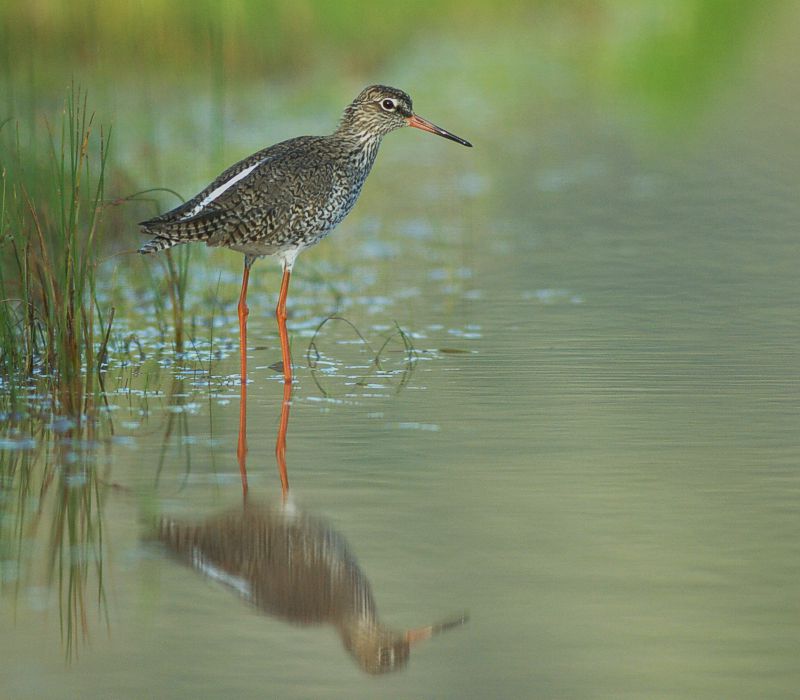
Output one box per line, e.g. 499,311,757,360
446,134,473,148
448,133,472,148
407,114,473,148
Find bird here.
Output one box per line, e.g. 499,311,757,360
156,502,468,674
138,85,472,386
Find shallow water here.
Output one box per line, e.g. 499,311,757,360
3,8,800,700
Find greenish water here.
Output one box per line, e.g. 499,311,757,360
2,7,800,700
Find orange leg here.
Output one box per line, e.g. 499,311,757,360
238,260,252,384
276,265,293,385
236,258,252,501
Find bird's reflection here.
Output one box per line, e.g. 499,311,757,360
160,358,466,674
158,501,466,673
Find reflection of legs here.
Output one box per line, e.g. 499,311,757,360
276,263,293,385
275,259,292,499
237,256,254,500
237,377,249,500
275,378,291,498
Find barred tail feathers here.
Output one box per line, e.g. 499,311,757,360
138,236,182,254
138,208,232,255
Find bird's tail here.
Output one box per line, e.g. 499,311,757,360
138,236,181,254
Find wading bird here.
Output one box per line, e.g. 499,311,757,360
139,85,472,385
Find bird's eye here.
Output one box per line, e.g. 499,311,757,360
381,99,396,111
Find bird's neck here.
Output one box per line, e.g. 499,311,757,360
331,125,383,176
334,122,384,147
338,618,393,654
334,105,388,146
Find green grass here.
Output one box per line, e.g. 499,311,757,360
0,83,198,408
0,85,112,415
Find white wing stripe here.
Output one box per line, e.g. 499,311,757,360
180,160,263,220
191,547,252,600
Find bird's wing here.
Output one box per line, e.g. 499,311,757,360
139,137,336,248
139,146,271,228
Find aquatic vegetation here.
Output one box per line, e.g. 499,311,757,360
0,85,112,418
0,85,199,416
307,316,417,397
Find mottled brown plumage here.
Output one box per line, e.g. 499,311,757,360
157,502,467,674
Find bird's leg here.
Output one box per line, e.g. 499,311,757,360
237,256,254,500
238,256,254,381
275,263,293,385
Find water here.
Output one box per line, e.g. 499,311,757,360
3,9,800,699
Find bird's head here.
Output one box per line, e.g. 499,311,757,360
342,612,469,674
340,84,472,147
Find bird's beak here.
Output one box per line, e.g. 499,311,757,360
404,612,470,646
406,114,473,147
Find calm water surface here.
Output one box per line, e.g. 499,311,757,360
2,11,800,700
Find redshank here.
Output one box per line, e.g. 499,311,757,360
138,85,472,385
